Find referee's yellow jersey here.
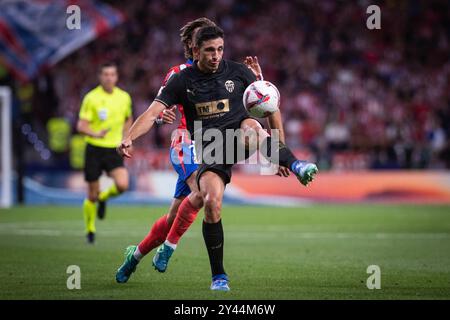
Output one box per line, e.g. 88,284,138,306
79,85,132,148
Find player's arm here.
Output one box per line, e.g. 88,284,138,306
122,116,133,137
118,71,183,157
118,101,166,158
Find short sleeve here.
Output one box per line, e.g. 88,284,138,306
155,72,184,108
79,94,93,121
240,63,257,87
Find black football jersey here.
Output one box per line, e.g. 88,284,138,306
155,59,256,136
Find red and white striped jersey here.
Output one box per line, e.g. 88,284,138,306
158,60,193,131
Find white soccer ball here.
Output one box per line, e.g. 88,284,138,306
243,80,280,118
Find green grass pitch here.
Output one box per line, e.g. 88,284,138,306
0,204,449,299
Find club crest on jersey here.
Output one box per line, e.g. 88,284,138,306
225,80,235,93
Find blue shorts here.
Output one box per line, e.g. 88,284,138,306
170,141,198,198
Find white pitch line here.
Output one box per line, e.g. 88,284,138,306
0,225,449,240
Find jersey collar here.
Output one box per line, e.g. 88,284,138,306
99,85,115,95
193,59,225,74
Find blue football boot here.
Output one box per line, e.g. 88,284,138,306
210,274,230,291
291,160,318,186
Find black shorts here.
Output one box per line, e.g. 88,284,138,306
84,144,124,182
196,116,261,189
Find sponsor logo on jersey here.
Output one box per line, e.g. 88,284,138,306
195,99,230,117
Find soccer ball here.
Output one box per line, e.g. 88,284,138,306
243,80,280,118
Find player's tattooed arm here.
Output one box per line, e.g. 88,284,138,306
117,100,166,158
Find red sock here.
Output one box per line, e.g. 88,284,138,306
138,214,170,255
167,197,200,245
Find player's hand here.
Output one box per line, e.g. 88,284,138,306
276,166,290,177
117,138,133,158
95,129,110,138
244,56,263,80
162,106,177,124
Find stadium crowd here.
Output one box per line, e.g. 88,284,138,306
11,0,450,170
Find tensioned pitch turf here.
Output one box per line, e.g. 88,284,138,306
0,204,449,299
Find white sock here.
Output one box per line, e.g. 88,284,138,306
133,246,143,261
164,240,177,250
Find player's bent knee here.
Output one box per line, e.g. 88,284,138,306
204,194,222,215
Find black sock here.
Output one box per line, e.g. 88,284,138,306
261,137,298,169
202,219,226,277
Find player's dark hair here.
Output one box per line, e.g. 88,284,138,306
194,25,224,49
180,17,216,59
98,62,117,73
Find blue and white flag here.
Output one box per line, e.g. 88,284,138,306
0,0,125,81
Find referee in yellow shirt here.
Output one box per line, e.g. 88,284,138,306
77,62,133,244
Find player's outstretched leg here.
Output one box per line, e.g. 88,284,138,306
291,160,318,186
115,245,140,283
241,118,318,186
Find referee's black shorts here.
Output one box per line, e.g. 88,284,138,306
84,144,124,182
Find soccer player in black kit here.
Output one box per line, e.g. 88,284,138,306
118,26,318,291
